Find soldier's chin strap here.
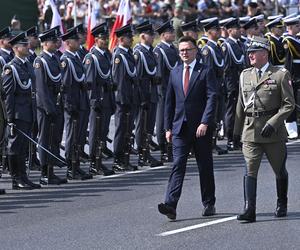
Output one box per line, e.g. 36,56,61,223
13,125,67,165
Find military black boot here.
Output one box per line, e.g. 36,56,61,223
9,155,33,190
145,152,163,168
40,165,67,185
237,176,257,222
18,157,41,189
274,177,288,217
160,144,168,162
138,148,146,167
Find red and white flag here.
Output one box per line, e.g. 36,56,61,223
86,0,97,50
108,0,132,51
49,0,65,35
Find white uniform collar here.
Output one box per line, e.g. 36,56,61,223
16,56,26,64
229,37,238,43
66,50,77,57
95,46,105,55
161,41,171,47
208,39,218,46
119,45,129,52
141,43,150,50
1,48,12,55
43,50,53,57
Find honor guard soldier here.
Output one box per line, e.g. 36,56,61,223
34,28,68,185
221,18,245,150
26,26,41,170
239,17,250,46
61,27,93,180
265,17,285,66
282,16,300,139
180,19,202,62
200,17,227,154
75,23,90,161
234,37,295,222
133,21,162,168
25,26,39,65
111,24,138,171
219,18,232,45
0,27,14,74
84,23,115,176
2,32,41,189
243,17,260,47
253,14,265,37
154,20,180,162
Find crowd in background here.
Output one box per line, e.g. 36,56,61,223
37,0,300,32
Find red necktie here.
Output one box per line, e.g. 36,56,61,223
184,65,190,96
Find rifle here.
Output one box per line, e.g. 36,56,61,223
47,122,55,178
141,107,149,163
71,119,79,178
95,116,105,172
124,112,131,167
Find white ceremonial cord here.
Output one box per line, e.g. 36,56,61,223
10,65,32,90
138,51,157,75
119,54,137,77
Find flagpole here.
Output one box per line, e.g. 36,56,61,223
73,0,77,26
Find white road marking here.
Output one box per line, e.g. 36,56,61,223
157,216,237,237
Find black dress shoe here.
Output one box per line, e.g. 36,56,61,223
76,167,93,180
146,155,163,168
40,176,61,185
202,205,216,216
149,139,160,151
158,203,176,221
22,176,41,189
237,209,256,222
67,169,82,180
102,147,114,158
0,189,6,195
12,178,34,190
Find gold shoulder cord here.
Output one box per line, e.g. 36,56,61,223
270,40,285,63
286,39,300,58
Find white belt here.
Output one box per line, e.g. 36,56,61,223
293,59,300,63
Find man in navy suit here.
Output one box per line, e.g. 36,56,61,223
158,36,217,220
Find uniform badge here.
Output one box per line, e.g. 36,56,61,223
155,52,159,58
35,63,40,68
288,80,292,86
222,46,226,52
202,48,208,56
61,61,66,68
85,59,91,65
283,43,289,49
4,69,11,75
114,58,120,64
134,54,138,60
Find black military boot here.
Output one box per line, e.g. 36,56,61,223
89,159,115,176
40,165,67,185
148,136,160,151
18,157,41,189
237,176,257,222
9,155,33,190
113,154,137,171
102,146,114,158
138,148,146,167
160,144,168,162
274,177,288,217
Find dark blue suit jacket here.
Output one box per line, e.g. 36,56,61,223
164,61,217,136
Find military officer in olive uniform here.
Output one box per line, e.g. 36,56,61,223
282,16,300,139
2,32,41,190
221,18,246,150
234,37,295,222
133,21,162,168
61,27,93,180
34,28,67,185
265,18,285,66
111,24,138,171
154,20,180,162
84,23,115,176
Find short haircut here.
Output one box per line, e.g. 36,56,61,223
178,36,197,47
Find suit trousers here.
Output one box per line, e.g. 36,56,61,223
242,141,288,179
165,123,216,209
156,93,166,145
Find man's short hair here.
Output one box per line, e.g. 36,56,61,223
178,36,197,47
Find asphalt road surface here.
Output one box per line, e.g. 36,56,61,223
0,139,300,250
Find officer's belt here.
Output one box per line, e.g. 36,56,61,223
292,59,300,63
246,109,278,118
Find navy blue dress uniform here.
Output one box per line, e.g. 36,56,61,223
34,29,67,185
84,23,115,176
282,17,300,127
221,18,246,150
158,51,217,220
1,32,41,190
265,18,285,66
133,22,162,167
111,24,138,171
60,27,92,180
200,17,227,154
180,20,202,62
154,20,180,161
25,26,39,65
0,27,14,74
74,24,90,160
